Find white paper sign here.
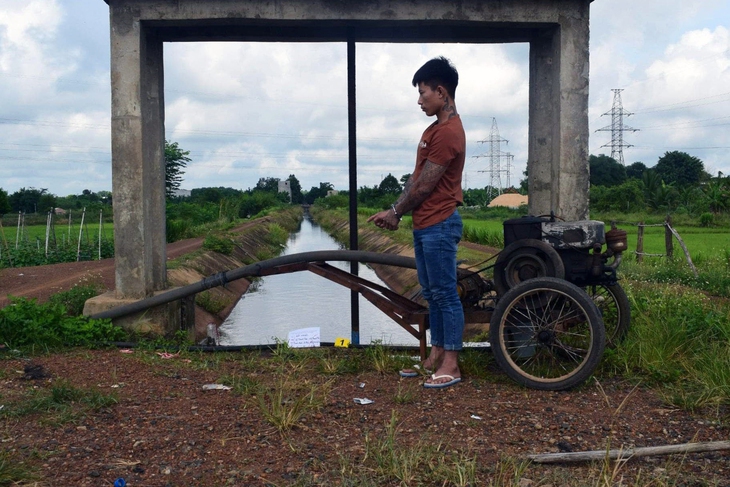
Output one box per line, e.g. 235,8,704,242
287,327,320,348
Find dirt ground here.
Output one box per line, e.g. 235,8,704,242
1,349,728,486
0,237,205,308
0,238,729,485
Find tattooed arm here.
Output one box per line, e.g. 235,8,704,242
367,160,447,230
392,160,447,216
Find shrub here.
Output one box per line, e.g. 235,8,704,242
195,291,229,315
203,233,234,255
699,212,714,227
48,284,101,317
0,297,126,349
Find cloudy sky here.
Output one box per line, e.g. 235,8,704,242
1,0,728,197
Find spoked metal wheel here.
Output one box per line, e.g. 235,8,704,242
493,239,565,296
584,283,631,347
490,277,605,391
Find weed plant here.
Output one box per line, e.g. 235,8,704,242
620,254,730,298
265,223,290,247
0,296,126,350
202,233,234,254
0,380,117,422
195,290,229,314
360,410,479,486
462,222,504,248
0,449,38,486
256,374,331,432
365,340,402,374
47,283,102,316
603,281,730,410
0,238,113,268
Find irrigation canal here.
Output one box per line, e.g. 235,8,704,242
219,215,421,347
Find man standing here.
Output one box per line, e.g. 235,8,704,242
367,56,465,389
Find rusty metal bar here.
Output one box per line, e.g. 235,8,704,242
306,262,429,359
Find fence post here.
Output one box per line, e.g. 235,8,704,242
636,221,644,263
665,214,673,258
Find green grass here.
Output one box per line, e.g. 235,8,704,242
0,380,118,423
1,222,112,244
0,296,127,350
601,280,730,410
621,224,729,257
462,219,505,248
0,449,39,486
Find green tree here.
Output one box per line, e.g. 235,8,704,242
463,187,488,207
257,177,281,193
399,173,411,186
190,187,241,204
357,185,382,208
287,174,303,204
676,186,704,215
591,179,644,213
652,182,678,212
165,140,190,199
304,182,334,204
38,193,57,214
654,151,707,187
0,188,10,215
703,180,729,214
9,187,49,213
626,161,647,180
642,170,662,209
589,154,626,187
378,173,401,194
519,168,529,194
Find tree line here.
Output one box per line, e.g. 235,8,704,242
588,151,729,217
2,143,727,227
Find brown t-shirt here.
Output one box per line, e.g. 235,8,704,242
411,115,465,230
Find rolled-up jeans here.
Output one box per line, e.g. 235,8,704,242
413,210,464,351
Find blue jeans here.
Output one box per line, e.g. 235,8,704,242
413,210,464,351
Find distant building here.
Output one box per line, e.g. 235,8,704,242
278,180,292,202
54,207,67,215
487,193,528,209
326,190,339,197
173,188,191,198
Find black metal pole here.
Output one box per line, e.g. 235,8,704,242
347,35,360,345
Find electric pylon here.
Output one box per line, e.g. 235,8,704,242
596,89,638,165
474,118,513,201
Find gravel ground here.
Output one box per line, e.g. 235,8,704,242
1,348,728,486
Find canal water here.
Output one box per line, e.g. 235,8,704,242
219,215,422,347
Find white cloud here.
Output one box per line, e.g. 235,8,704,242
0,0,728,195
591,25,730,171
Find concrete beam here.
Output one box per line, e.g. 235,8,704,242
110,8,166,298
104,0,593,304
528,1,590,220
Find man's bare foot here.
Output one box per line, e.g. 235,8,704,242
399,349,443,377
423,371,462,389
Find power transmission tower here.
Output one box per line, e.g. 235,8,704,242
596,89,638,165
474,118,513,201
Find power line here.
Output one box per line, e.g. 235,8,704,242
596,89,638,165
473,118,513,199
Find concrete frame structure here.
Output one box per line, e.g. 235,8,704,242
103,0,592,299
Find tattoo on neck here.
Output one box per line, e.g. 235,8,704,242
442,96,458,119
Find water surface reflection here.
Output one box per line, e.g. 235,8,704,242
219,215,421,346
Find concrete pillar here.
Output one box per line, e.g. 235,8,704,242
528,3,590,221
110,7,167,298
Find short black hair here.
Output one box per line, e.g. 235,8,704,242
412,56,459,99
